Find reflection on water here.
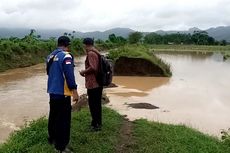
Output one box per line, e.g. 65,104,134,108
113,76,170,92
107,52,230,137
108,77,169,98
155,51,214,60
113,92,148,97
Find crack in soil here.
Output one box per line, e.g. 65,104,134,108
116,117,135,153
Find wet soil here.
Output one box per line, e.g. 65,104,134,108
115,118,134,153
72,93,110,112
114,56,165,76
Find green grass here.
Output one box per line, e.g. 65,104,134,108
131,119,230,153
108,45,172,77
0,38,85,72
0,108,123,153
0,107,229,153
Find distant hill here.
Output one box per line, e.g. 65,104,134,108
0,28,134,40
0,26,230,42
206,26,230,42
154,26,230,42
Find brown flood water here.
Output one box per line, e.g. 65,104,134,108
0,52,230,143
106,52,230,137
0,56,87,143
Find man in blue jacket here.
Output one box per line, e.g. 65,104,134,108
47,36,78,153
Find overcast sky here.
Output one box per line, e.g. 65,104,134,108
0,0,229,32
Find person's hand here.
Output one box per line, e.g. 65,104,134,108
79,70,85,77
72,89,79,103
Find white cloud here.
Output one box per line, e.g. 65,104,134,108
0,0,229,31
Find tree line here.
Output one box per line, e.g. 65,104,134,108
100,31,227,46
0,29,228,71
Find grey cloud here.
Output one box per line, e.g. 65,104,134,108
18,0,81,11
0,0,229,31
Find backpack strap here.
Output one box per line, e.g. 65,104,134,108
46,51,61,75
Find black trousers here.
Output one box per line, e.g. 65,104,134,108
48,96,71,151
87,87,103,127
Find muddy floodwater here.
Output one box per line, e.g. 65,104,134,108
0,56,86,143
106,52,230,137
0,52,230,143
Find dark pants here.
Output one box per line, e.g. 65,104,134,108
48,96,71,151
87,87,103,127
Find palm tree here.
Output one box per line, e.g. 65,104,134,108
72,30,76,39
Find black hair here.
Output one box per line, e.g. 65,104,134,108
58,36,71,47
83,38,94,45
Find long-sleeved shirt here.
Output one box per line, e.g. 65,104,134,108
84,51,100,89
47,48,77,99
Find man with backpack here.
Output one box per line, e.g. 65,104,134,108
80,38,103,131
46,36,79,153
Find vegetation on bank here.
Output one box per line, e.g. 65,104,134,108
147,44,230,52
128,31,228,46
223,52,230,60
0,37,54,72
132,120,230,153
0,30,85,72
1,29,230,72
108,45,172,77
0,107,229,153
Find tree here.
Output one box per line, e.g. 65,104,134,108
21,29,38,43
191,31,210,45
220,40,227,46
72,31,76,39
95,39,104,44
128,32,143,44
116,36,127,44
207,37,215,45
29,29,36,36
108,34,117,43
144,32,162,44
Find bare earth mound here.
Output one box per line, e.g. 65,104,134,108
114,56,166,76
72,93,110,111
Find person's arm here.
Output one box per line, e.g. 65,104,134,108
62,54,78,90
72,89,79,102
63,54,79,102
82,52,98,75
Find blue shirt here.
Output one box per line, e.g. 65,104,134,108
47,48,77,99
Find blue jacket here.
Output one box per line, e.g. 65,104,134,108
47,48,77,98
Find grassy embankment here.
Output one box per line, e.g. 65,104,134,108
108,45,172,77
0,39,53,72
0,107,229,153
149,44,230,60
1,39,230,73
0,38,85,72
147,44,230,52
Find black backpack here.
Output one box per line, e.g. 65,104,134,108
96,54,113,87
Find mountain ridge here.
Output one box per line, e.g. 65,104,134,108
0,26,229,42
